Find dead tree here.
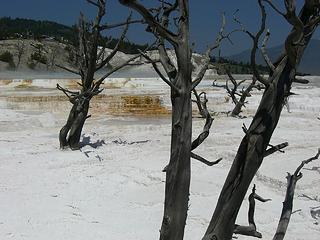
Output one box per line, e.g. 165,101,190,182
57,0,142,150
203,1,320,239
225,70,263,117
234,184,271,238
272,149,320,240
234,149,319,239
119,1,227,240
224,11,277,117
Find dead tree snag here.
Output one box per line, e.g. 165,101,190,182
57,0,142,150
119,1,228,240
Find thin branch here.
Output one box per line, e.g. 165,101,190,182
119,0,178,45
139,50,180,93
261,29,276,72
264,142,289,157
191,90,213,150
157,40,177,79
251,0,269,86
192,13,235,90
92,41,157,91
56,84,79,95
294,148,320,177
225,68,241,105
191,152,222,166
56,84,80,103
299,194,320,202
233,1,269,86
55,64,80,75
273,148,320,240
99,19,144,30
87,0,100,8
96,13,131,71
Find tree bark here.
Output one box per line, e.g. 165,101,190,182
59,96,90,150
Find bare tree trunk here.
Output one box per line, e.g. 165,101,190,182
160,45,192,240
230,82,257,117
203,56,305,240
59,96,90,150
161,90,192,240
57,0,140,150
203,1,318,239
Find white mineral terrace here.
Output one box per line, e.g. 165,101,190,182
0,75,319,240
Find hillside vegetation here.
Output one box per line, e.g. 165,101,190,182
0,17,267,75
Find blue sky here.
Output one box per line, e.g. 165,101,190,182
1,0,319,55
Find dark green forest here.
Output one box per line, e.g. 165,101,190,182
0,17,149,54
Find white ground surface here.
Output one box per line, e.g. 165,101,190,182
0,76,319,240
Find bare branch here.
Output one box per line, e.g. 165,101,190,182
294,148,320,177
191,90,213,150
157,40,177,79
119,0,178,44
233,1,269,86
93,53,141,91
251,0,269,86
191,152,222,166
299,194,320,202
87,0,100,8
99,19,144,30
192,13,235,90
264,142,289,157
96,13,131,71
56,84,79,103
225,68,241,105
273,149,320,240
139,50,180,93
55,64,80,75
261,29,276,72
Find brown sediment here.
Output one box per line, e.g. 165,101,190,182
92,95,170,116
5,94,170,116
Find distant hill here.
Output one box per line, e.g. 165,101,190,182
0,17,77,44
0,17,149,54
226,39,320,75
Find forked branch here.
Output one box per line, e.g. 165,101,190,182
233,0,269,86
192,13,235,90
273,148,320,240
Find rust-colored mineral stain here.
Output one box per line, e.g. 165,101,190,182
91,95,170,116
5,94,170,116
121,95,169,115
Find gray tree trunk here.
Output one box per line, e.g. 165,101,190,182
160,44,192,240
203,2,317,239
59,96,90,150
